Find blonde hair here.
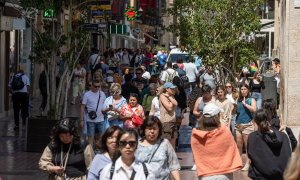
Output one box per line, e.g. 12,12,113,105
284,144,300,180
110,83,122,95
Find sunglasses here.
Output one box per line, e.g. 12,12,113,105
119,141,137,148
136,73,142,75
93,85,100,88
226,86,232,88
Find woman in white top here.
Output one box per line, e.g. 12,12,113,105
100,129,154,180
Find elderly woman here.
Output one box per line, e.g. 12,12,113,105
102,83,127,128
159,82,178,148
120,93,145,129
191,103,242,180
100,129,155,180
142,83,157,116
39,118,94,180
88,126,123,180
235,83,257,171
136,116,181,180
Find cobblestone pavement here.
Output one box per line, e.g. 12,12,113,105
0,97,250,180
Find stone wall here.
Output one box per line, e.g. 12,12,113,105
280,0,300,126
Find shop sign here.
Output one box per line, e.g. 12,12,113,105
0,16,13,31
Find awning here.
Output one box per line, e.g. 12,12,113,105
260,20,274,32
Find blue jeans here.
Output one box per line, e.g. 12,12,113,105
251,92,262,110
86,121,105,136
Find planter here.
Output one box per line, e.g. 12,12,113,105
25,116,79,152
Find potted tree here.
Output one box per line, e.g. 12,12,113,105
20,0,90,152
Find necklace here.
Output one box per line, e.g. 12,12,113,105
60,143,72,170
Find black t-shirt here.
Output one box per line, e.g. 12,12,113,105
121,83,140,101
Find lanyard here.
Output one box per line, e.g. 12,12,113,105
60,143,72,171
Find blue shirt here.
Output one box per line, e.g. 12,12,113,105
158,54,167,65
88,153,111,180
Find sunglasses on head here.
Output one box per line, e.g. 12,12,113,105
118,141,137,148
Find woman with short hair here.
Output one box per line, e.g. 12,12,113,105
136,116,181,180
102,83,127,128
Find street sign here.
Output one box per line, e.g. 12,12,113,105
98,23,107,29
83,23,98,31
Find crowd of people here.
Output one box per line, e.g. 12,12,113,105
7,46,298,179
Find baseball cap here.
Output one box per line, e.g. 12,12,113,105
163,82,177,89
203,103,224,117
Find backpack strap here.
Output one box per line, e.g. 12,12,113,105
110,161,116,180
142,162,149,178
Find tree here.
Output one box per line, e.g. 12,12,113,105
168,0,264,84
20,0,90,119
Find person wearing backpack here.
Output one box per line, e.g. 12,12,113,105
100,129,155,180
159,62,178,85
9,69,30,130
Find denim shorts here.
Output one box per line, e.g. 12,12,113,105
86,121,105,136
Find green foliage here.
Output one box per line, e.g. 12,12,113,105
168,0,264,74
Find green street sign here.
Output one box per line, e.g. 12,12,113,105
44,9,54,18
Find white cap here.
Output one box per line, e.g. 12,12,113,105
203,103,224,117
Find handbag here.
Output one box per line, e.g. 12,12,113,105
88,91,101,120
128,106,143,127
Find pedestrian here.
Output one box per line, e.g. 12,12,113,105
100,128,155,180
120,93,145,129
248,110,292,180
132,67,148,88
80,79,106,149
149,86,163,119
136,116,181,180
159,62,178,85
71,62,86,105
263,98,298,151
88,48,100,80
159,82,178,148
200,66,216,93
225,82,238,133
39,118,94,180
215,85,233,129
193,85,216,118
183,58,198,90
188,77,202,128
102,83,127,128
9,69,30,130
249,72,265,109
191,103,242,180
121,74,140,101
142,83,157,116
235,83,257,171
88,126,123,180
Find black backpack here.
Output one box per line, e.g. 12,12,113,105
180,74,190,89
11,74,25,90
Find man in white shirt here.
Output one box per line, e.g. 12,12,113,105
8,69,30,130
159,62,179,85
183,60,199,91
80,79,106,148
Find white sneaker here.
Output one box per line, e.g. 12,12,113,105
241,163,250,171
191,164,196,171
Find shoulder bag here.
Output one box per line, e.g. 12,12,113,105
88,91,101,120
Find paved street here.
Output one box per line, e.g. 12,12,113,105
0,97,250,180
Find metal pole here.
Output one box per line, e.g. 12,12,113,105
268,31,272,59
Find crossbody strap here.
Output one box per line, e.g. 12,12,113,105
148,139,163,163
95,91,101,112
